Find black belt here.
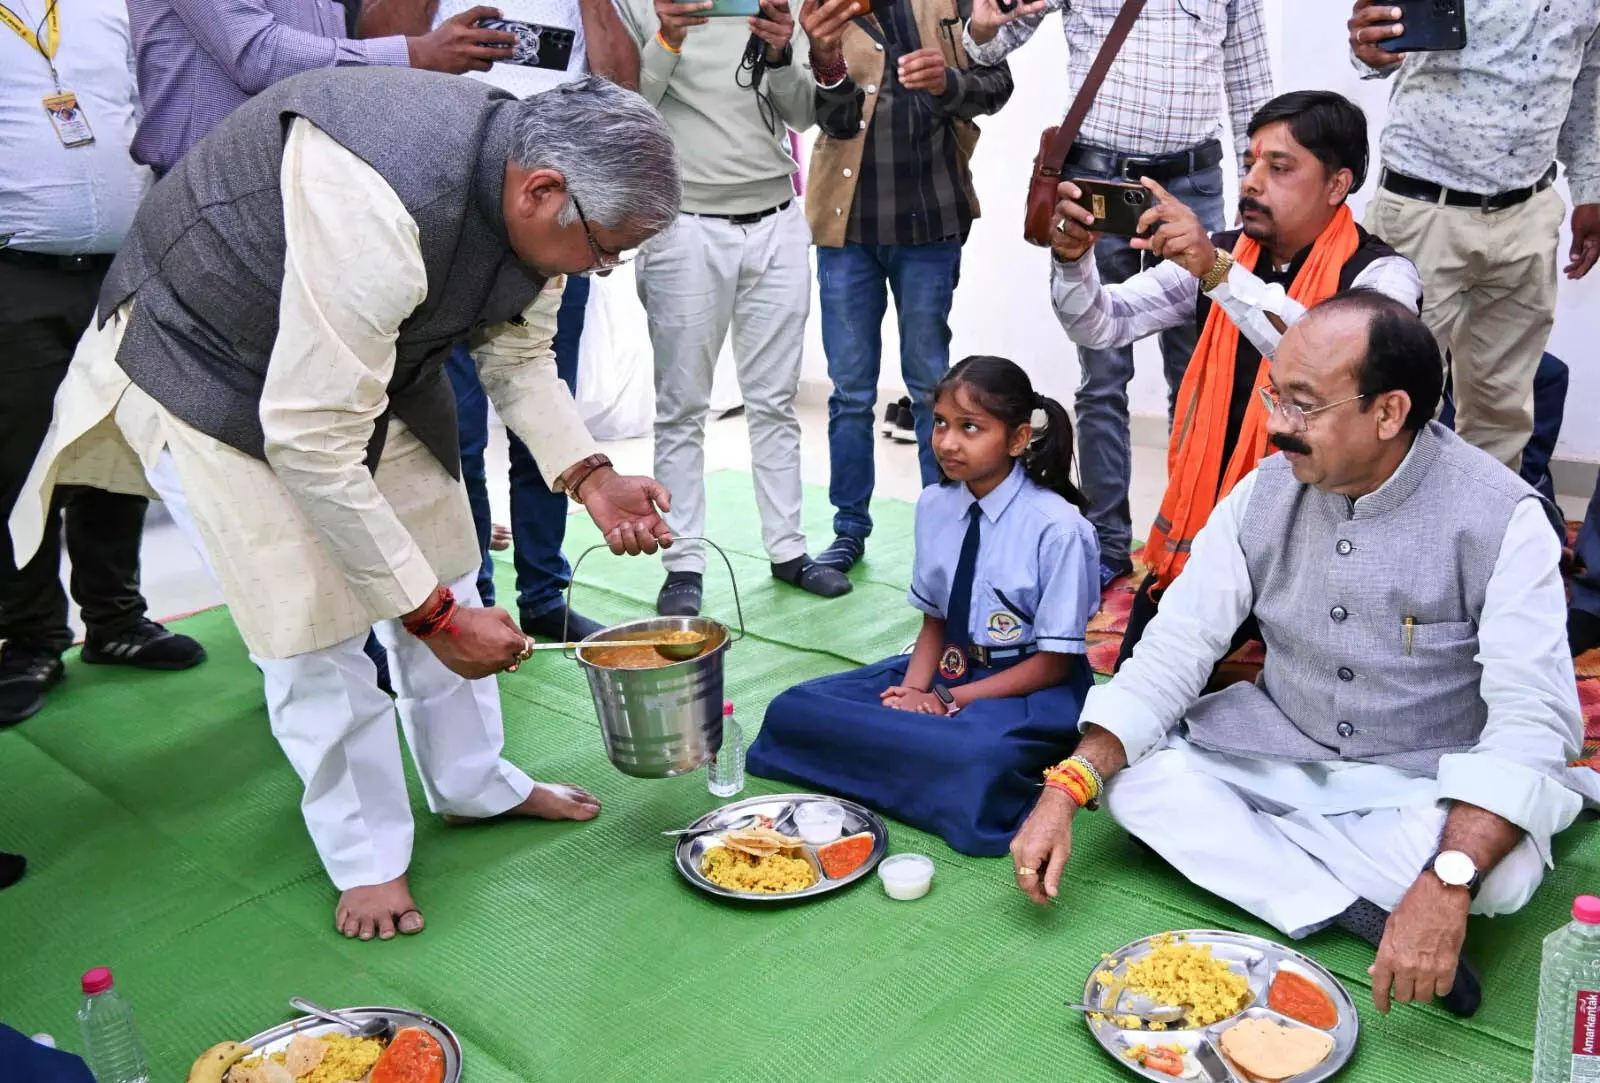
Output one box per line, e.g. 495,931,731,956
1379,164,1557,212
688,200,792,226
1065,140,1224,182
968,643,1037,667
0,248,115,273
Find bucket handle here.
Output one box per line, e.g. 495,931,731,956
561,536,746,658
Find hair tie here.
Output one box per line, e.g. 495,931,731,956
1029,407,1049,433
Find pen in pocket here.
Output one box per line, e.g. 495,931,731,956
1403,616,1415,656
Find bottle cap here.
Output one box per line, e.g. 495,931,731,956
723,700,734,716
81,967,114,995
1575,896,1600,925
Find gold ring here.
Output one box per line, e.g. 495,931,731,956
518,638,535,662
1016,867,1038,877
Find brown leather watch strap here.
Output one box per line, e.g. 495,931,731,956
560,453,613,503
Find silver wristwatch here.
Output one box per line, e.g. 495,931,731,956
1430,849,1482,900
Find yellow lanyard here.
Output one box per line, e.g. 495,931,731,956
0,0,59,62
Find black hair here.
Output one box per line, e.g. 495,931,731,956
931,356,1090,513
1247,90,1369,195
1307,288,1443,431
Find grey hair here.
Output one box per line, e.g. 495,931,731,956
509,76,681,234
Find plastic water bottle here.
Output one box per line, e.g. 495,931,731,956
76,967,151,1083
707,700,744,798
1532,896,1600,1082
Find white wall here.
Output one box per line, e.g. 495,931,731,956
793,0,1599,461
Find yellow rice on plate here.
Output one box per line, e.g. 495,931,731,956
229,1033,383,1083
1097,934,1252,1028
701,847,818,894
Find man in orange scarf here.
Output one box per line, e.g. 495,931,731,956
1048,91,1422,668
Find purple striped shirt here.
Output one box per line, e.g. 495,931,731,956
127,0,411,172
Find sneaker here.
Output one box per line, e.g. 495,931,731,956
815,535,866,574
657,572,704,617
0,646,64,727
0,851,24,890
889,400,918,444
772,555,853,599
879,400,902,437
522,605,606,644
1099,558,1135,592
81,618,206,671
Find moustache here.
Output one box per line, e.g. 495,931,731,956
1270,433,1312,456
1238,198,1272,219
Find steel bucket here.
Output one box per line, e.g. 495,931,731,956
566,539,744,779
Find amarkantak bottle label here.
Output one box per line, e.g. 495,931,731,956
1574,990,1600,1081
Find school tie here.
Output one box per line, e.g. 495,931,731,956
945,502,982,654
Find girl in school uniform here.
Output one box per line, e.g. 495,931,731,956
747,356,1100,857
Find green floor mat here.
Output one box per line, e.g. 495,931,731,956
1,471,1591,1081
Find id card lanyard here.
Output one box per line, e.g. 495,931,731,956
1,0,95,147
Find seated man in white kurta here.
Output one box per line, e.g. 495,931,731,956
8,69,683,941
1008,289,1596,1018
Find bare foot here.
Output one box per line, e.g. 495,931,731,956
443,782,602,825
489,524,512,551
335,875,425,942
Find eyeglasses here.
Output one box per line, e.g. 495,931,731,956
1256,385,1367,434
571,194,631,273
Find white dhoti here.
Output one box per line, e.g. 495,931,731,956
11,310,537,890
1104,736,1550,939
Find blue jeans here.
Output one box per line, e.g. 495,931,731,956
446,274,590,617
1074,160,1226,567
818,240,961,540
1574,466,1600,620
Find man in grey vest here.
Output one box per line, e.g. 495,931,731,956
9,69,682,941
1008,291,1595,1017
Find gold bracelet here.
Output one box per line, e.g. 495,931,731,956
1200,248,1234,293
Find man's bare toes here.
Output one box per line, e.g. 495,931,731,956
335,877,421,943
398,909,425,935
377,912,397,940
513,783,602,822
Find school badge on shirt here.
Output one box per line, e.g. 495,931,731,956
986,610,1023,643
938,644,968,682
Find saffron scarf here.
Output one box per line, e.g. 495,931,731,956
1146,205,1360,590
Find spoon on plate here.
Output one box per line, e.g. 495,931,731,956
1063,1001,1188,1026
289,998,395,1043
660,813,759,839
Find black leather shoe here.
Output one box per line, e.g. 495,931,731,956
657,572,703,617
82,618,206,671
0,646,63,727
522,605,605,643
0,851,24,890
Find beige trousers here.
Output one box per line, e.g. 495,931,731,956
1364,185,1565,470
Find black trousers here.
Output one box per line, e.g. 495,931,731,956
0,256,148,656
1115,571,1260,673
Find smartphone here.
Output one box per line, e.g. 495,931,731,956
1379,0,1467,54
475,17,576,70
704,0,762,17
1070,178,1153,239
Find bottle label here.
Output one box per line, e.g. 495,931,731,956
1575,990,1600,1082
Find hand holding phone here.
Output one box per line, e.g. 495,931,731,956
1128,178,1218,279
747,0,796,53
654,0,714,48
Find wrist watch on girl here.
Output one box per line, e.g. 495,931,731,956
932,684,959,715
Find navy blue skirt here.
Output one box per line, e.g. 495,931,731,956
746,655,1092,857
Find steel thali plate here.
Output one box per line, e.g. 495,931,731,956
237,1006,462,1082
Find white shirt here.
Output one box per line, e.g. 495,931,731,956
0,0,151,254
434,0,587,97
1354,0,1600,203
1049,246,1423,359
8,118,599,657
909,463,1100,654
1083,450,1592,849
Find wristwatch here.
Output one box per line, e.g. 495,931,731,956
1199,248,1235,293
560,453,612,504
932,684,959,715
1430,849,1482,900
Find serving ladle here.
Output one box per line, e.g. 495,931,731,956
523,632,709,663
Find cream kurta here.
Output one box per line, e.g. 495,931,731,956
9,119,599,658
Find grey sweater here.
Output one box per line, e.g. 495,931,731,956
615,0,814,215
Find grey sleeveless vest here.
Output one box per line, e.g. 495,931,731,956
99,67,548,478
1183,422,1548,774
